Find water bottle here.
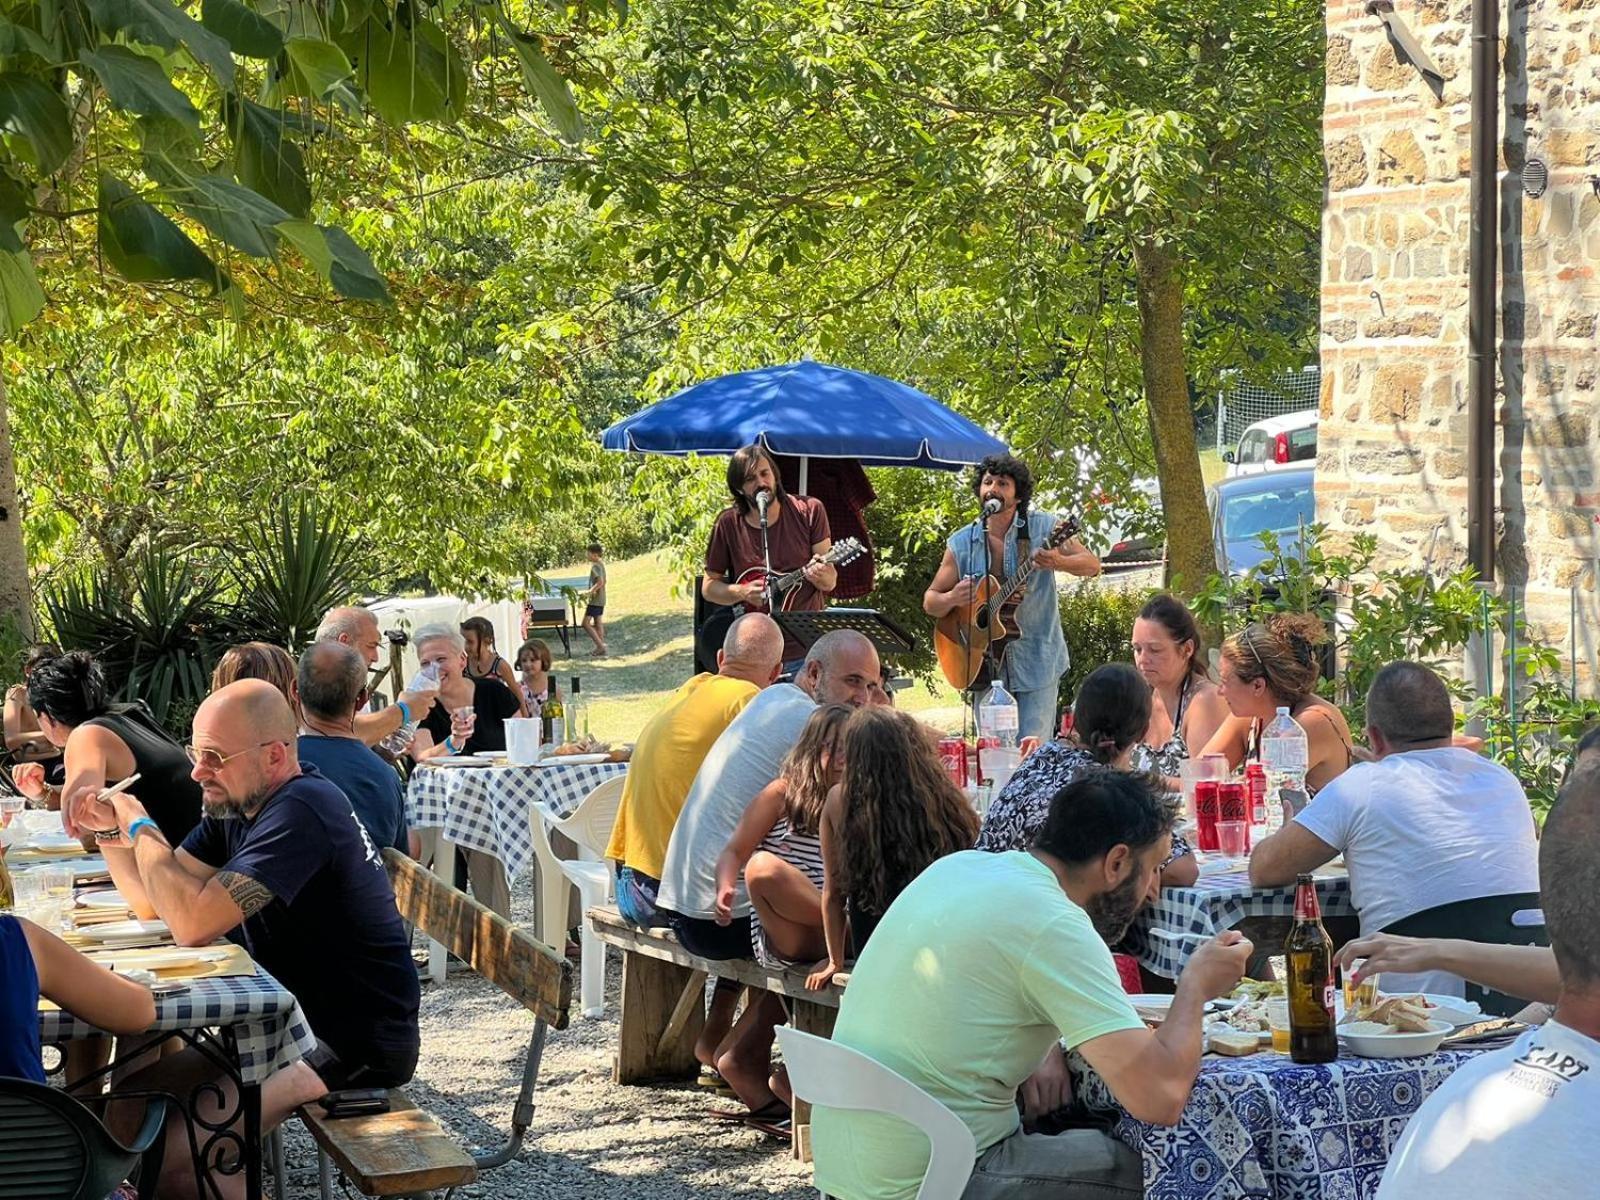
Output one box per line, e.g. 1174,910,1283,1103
379,663,440,756
1260,707,1309,833
977,680,1020,787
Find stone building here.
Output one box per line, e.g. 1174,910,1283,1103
1317,0,1600,676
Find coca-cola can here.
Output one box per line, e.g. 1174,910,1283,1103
938,737,968,788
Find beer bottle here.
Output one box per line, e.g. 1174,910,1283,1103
1285,873,1338,1063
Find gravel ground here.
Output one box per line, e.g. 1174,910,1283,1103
274,883,815,1199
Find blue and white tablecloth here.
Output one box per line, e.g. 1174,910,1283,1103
406,760,629,880
1125,865,1356,979
42,967,317,1086
1071,1046,1484,1199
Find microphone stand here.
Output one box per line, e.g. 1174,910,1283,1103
979,503,999,696
758,495,776,612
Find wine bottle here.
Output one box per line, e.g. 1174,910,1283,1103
568,675,588,743
542,688,565,747
1285,873,1338,1063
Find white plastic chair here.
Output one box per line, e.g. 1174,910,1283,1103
529,774,625,1018
776,1026,976,1200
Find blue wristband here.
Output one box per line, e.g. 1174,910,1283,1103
395,699,411,726
443,736,458,754
127,817,160,844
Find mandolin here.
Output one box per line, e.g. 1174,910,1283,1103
933,517,1080,691
697,537,867,664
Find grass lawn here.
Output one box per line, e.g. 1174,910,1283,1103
544,550,968,741
1199,447,1227,487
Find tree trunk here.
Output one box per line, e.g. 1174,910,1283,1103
1132,235,1217,598
0,371,33,642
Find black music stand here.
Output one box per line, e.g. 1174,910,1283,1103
772,607,917,661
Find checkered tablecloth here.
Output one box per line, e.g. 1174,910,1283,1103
41,967,317,1086
406,760,629,880
1070,1045,1484,1199
1124,865,1355,979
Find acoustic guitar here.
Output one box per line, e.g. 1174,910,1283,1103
933,518,1080,691
697,537,867,664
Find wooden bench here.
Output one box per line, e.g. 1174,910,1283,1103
588,905,848,1159
297,849,574,1197
523,595,572,656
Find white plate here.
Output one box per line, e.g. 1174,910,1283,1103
76,890,129,910
98,948,228,972
535,752,611,766
78,919,170,943
1339,1018,1452,1059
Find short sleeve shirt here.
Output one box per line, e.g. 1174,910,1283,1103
296,736,409,852
588,561,607,606
946,508,1069,693
419,676,521,754
180,767,420,1067
811,851,1142,1200
705,495,832,661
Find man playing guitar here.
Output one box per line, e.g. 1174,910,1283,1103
923,453,1100,742
703,443,837,669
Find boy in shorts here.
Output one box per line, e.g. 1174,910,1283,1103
581,542,608,656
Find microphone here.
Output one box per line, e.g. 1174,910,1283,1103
981,497,1002,518
755,489,772,518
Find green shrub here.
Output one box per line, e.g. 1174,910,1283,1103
1057,582,1154,711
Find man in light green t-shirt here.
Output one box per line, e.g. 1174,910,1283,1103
811,771,1252,1200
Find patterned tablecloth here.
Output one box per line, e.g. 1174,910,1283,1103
1071,1046,1484,1199
42,967,318,1086
405,760,629,880
1124,865,1356,979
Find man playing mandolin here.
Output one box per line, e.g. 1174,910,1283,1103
704,443,838,671
924,453,1100,742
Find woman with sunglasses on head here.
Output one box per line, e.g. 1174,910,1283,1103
11,650,203,845
1197,613,1355,798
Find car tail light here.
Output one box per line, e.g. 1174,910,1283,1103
1274,431,1290,463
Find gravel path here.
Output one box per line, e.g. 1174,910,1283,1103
275,884,815,1199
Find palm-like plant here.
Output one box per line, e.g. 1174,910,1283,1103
228,499,372,653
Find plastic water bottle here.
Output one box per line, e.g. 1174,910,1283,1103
1260,707,1309,833
977,680,1020,788
379,662,440,756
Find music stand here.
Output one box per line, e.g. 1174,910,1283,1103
772,607,918,661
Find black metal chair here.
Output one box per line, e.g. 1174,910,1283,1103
1381,891,1547,1017
0,1077,168,1200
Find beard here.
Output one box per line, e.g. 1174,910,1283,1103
202,784,272,821
1084,870,1147,945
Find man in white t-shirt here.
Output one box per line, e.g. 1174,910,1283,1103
1375,760,1600,1198
1250,662,1539,995
654,629,880,1111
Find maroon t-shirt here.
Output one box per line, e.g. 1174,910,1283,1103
705,494,832,660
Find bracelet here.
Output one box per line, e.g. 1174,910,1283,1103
92,827,123,844
395,699,411,726
127,817,161,844
443,736,458,754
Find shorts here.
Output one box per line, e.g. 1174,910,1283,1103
305,1038,419,1091
661,909,754,961
616,866,664,928
584,603,606,619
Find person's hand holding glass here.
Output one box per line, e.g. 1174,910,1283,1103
450,706,476,747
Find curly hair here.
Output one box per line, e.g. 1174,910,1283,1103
1221,611,1325,702
779,704,852,837
836,707,979,917
972,453,1034,513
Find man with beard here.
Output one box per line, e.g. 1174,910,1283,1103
80,680,420,1194
811,771,1251,1200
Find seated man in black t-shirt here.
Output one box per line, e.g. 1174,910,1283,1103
82,680,420,1195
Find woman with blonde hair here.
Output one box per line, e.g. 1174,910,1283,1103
1198,612,1355,797
807,707,979,989
210,641,297,704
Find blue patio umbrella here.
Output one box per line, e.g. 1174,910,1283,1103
600,360,1006,472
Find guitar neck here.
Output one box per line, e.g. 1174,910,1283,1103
989,559,1036,615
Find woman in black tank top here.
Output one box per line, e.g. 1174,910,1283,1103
19,652,203,844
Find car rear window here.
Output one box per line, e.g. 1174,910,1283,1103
1222,483,1315,540
1287,426,1318,461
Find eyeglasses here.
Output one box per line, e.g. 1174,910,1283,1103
185,740,288,770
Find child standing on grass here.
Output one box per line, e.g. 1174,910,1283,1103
581,541,608,656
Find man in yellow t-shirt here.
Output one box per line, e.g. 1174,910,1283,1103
606,611,783,928
811,771,1253,1200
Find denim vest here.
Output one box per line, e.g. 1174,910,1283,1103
946,508,1070,693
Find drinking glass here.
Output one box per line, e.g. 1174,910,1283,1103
1216,821,1249,859
452,706,477,744
0,797,23,828
1266,999,1292,1054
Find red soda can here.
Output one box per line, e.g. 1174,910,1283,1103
1246,763,1267,825
1194,780,1221,852
938,737,968,788
1059,710,1075,738
1218,781,1247,824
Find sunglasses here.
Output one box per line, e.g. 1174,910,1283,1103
185,740,288,771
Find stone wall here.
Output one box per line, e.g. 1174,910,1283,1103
1318,0,1600,677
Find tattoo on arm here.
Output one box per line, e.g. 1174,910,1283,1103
216,870,275,918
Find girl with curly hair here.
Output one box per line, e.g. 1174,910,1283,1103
711,704,852,967
806,707,978,989
1198,611,1356,797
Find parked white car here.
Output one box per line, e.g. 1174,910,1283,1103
1224,409,1319,477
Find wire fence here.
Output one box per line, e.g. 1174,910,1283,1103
1215,365,1321,453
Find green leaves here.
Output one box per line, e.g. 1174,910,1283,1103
282,36,357,103
97,174,230,292
85,0,236,87
499,21,583,143
82,46,202,129
342,12,468,124
201,0,284,59
321,225,388,300
224,96,311,217
0,75,72,173
0,248,43,337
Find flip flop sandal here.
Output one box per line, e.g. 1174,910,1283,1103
747,1115,793,1140
708,1099,790,1125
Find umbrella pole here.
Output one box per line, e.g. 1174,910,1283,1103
798,456,810,494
